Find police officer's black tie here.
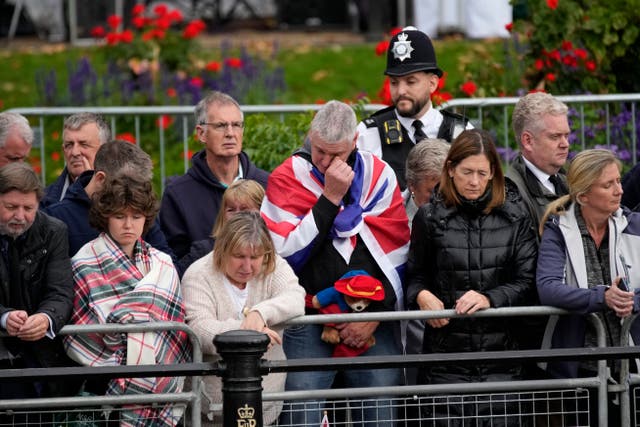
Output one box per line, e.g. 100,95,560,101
549,174,568,195
412,120,427,142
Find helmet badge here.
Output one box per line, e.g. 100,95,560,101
391,32,414,62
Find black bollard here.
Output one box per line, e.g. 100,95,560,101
214,330,270,427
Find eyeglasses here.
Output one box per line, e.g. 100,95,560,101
200,121,244,132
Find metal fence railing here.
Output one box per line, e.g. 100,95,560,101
8,93,640,193
2,307,639,426
0,321,205,427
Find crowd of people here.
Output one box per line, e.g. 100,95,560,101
0,25,638,427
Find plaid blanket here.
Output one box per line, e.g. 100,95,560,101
65,233,190,427
261,149,410,309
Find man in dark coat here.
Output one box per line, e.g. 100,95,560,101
0,163,74,400
505,91,571,379
506,92,571,231
159,91,269,272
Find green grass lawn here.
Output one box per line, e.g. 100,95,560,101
0,37,502,109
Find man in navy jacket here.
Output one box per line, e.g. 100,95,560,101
44,140,173,258
159,91,268,271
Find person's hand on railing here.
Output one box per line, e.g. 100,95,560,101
336,321,379,348
455,290,490,316
241,310,282,349
416,290,449,328
605,276,634,318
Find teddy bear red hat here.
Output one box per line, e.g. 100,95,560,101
333,270,385,301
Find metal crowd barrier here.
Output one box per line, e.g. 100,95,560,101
443,94,640,165
0,321,205,427
7,93,640,192
0,308,638,426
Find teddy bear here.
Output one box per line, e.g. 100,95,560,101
308,270,385,357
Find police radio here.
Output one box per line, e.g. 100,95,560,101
383,119,403,145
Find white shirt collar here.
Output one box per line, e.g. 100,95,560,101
395,104,443,143
522,156,556,194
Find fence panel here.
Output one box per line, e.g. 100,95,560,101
8,94,640,194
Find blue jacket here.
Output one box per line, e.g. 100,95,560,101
537,204,640,378
159,149,269,265
43,171,175,259
40,168,70,209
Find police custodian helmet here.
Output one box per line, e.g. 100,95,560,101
385,26,443,78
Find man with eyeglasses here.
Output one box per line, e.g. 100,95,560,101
159,91,269,274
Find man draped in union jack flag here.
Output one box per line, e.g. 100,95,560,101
261,100,409,426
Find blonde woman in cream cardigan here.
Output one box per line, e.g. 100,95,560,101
181,211,305,425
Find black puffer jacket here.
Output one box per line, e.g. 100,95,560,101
406,180,537,382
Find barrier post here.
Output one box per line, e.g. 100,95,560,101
214,330,270,427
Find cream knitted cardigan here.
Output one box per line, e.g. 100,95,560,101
182,252,305,425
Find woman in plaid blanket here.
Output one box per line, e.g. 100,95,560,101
64,175,190,427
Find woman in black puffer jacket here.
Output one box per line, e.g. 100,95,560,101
406,129,538,426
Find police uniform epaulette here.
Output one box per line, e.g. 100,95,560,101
364,106,396,128
363,118,377,128
440,109,469,122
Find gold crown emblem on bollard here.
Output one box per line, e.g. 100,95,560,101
238,404,255,419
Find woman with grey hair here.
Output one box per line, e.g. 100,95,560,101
404,138,450,225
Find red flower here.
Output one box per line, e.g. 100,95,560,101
548,49,561,61
106,32,119,45
155,16,172,30
561,40,573,51
225,57,243,69
375,40,390,56
505,22,513,32
50,151,61,162
574,48,588,60
377,78,392,105
107,14,122,30
190,76,203,88
132,16,146,29
156,115,174,129
205,61,221,72
562,54,574,66
167,87,177,98
181,150,194,159
460,81,477,97
168,9,183,23
545,73,557,82
183,19,206,39
534,59,544,70
90,26,105,38
546,0,558,9
389,27,402,37
116,132,136,144
153,4,168,17
585,60,597,71
431,90,453,105
51,131,60,141
119,29,134,43
131,4,145,16
437,71,447,90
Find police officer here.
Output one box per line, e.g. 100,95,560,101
357,26,471,190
